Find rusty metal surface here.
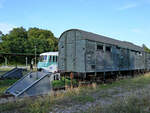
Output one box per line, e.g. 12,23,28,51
59,29,144,52
58,29,150,74
146,53,150,70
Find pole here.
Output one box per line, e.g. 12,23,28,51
35,46,37,70
35,46,38,79
4,57,7,67
26,57,28,69
70,72,74,89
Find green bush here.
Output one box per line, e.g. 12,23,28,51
0,79,18,95
52,77,77,88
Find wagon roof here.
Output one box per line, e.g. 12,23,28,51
60,29,144,52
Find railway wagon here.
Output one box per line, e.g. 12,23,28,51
146,52,150,70
58,29,150,80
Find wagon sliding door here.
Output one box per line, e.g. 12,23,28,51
66,32,86,73
66,43,75,72
119,49,129,71
96,43,105,72
66,31,76,72
86,41,96,72
75,40,86,72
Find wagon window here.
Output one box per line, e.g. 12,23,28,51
139,52,142,56
138,52,142,56
106,46,111,52
116,46,120,50
97,45,103,51
91,65,95,69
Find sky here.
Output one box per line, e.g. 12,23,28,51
0,0,150,47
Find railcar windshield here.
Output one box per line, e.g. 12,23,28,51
39,55,47,62
49,55,58,62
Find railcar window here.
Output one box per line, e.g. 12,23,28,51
106,46,111,52
53,56,55,62
44,55,47,61
54,56,56,62
51,56,53,62
56,56,58,62
39,55,47,62
97,45,103,51
49,56,51,62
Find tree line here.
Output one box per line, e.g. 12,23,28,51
0,27,150,65
0,27,58,65
143,44,150,53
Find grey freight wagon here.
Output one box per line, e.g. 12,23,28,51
58,29,150,80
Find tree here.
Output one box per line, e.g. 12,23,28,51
142,44,150,53
0,30,2,42
0,27,27,53
26,27,58,54
0,27,58,54
0,27,58,64
28,27,54,39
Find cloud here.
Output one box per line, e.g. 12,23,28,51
118,3,138,10
131,28,150,35
0,23,16,34
131,28,142,33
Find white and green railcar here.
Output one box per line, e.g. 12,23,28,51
37,52,58,73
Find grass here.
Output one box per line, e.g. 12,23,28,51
1,73,150,113
96,73,150,90
72,95,95,103
86,89,150,113
0,85,96,113
0,68,12,77
0,71,6,77
0,79,18,96
0,68,24,96
0,67,14,72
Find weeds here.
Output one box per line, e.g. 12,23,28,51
52,77,78,88
105,91,150,113
0,79,18,95
86,88,150,113
1,73,150,113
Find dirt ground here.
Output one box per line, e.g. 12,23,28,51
51,83,150,113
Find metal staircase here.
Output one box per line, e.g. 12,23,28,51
1,68,25,79
5,72,53,97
